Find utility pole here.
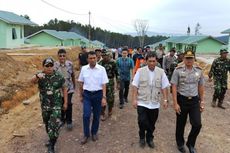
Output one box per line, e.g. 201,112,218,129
88,11,91,48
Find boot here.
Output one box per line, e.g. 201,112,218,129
48,139,56,153
211,97,217,107
217,101,226,109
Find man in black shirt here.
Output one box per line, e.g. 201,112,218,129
78,46,88,67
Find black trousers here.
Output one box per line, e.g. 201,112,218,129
61,93,73,124
137,106,159,142
119,80,130,105
176,94,202,147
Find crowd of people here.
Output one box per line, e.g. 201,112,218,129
31,45,230,153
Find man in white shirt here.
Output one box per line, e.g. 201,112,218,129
132,52,170,149
78,51,109,145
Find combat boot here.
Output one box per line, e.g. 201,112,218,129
217,101,226,109
211,98,217,107
48,139,56,153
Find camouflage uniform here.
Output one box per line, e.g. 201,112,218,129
99,52,119,116
208,50,230,107
37,71,66,141
168,51,184,82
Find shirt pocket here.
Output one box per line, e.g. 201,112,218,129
155,78,162,88
179,73,187,84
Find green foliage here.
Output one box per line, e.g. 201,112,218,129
24,18,168,48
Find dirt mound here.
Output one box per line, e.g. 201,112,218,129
0,53,28,103
0,47,80,112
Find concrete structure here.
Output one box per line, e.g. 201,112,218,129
26,29,84,47
221,28,230,51
0,10,37,48
164,35,226,54
92,40,105,48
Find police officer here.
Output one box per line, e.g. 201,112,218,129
78,46,88,68
31,57,67,153
99,50,119,120
171,50,205,153
208,49,230,109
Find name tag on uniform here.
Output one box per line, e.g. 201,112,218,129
47,91,53,95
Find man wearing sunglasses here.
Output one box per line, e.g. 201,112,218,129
31,57,67,153
171,50,204,153
54,49,76,130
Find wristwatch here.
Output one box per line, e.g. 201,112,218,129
103,96,107,99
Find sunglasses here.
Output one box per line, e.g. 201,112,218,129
59,54,66,57
45,64,54,67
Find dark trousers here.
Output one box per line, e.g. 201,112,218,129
61,93,73,124
158,58,163,67
83,90,102,137
137,106,159,142
176,95,202,147
119,80,130,105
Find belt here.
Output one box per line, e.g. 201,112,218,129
177,93,198,100
84,90,102,94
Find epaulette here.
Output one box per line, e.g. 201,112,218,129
194,65,202,70
176,63,184,69
194,62,202,70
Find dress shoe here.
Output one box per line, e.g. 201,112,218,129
217,104,226,109
186,144,196,153
177,145,186,153
80,137,89,145
119,104,124,109
139,139,145,148
92,134,98,141
147,141,155,148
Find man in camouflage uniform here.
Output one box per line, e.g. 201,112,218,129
208,49,230,109
99,50,119,120
162,48,177,79
168,50,184,81
31,57,67,153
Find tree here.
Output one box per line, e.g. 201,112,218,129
134,19,149,47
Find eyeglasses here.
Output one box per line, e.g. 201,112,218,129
59,54,66,57
45,64,54,67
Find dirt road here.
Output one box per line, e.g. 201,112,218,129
1,78,230,153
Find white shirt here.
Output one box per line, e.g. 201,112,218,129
78,64,109,91
132,67,170,109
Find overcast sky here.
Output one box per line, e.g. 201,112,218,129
1,0,230,36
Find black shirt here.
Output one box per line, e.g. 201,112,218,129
78,52,88,66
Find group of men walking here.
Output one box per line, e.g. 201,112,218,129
31,45,229,153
